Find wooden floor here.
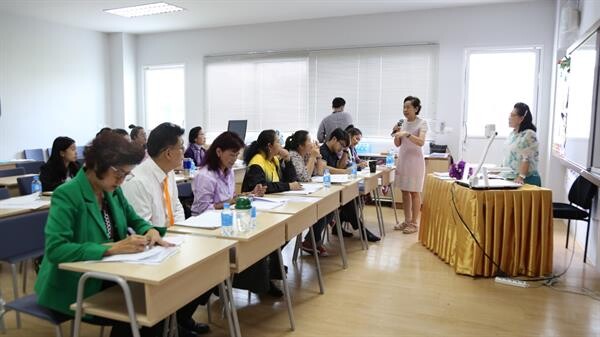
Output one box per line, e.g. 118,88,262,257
2,205,600,336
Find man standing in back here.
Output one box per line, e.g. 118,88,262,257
122,122,210,336
317,97,353,143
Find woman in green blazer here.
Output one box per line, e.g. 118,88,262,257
35,133,171,337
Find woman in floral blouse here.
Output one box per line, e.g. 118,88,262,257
503,102,541,186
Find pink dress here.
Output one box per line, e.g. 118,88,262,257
394,117,428,192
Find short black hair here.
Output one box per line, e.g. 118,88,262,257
345,125,362,137
285,130,309,152
96,127,112,137
128,124,145,140
84,133,145,179
113,128,129,137
188,126,203,144
244,130,277,164
332,97,346,109
404,96,422,115
328,128,350,146
147,122,185,158
203,131,245,171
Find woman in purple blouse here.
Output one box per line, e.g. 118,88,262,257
191,131,265,216
184,126,207,167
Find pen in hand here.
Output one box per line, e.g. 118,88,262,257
127,227,150,250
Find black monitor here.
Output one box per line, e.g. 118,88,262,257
227,120,247,143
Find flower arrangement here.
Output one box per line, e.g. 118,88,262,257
449,160,466,180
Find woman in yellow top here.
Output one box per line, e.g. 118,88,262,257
238,130,301,297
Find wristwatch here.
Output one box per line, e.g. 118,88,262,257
518,173,526,179
405,133,411,138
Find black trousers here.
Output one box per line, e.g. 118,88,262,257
339,198,361,230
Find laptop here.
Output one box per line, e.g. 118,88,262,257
227,120,247,143
455,178,521,190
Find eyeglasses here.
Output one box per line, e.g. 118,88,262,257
111,166,134,181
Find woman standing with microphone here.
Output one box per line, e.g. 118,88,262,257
392,96,428,234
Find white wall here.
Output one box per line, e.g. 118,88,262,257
0,13,109,159
136,0,556,172
108,33,137,129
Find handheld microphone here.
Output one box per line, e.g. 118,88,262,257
391,119,405,136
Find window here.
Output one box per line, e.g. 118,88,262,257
309,45,438,137
205,55,308,133
205,45,438,137
143,64,185,130
464,49,540,137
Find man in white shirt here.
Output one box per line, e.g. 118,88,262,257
122,122,209,336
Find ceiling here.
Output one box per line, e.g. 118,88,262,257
0,0,533,34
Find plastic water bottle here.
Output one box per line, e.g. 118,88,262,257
221,203,234,236
351,162,357,179
386,150,394,168
250,205,257,230
31,175,42,197
323,168,331,188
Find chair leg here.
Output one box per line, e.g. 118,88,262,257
566,220,571,249
584,219,591,264
99,325,105,337
10,264,21,328
206,297,212,324
22,260,28,295
55,324,64,337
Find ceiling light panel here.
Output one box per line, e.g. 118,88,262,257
104,2,184,18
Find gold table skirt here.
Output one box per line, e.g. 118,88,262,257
419,175,553,277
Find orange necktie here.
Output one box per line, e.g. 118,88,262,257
163,177,175,227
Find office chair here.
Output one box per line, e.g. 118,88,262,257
553,175,598,263
0,187,10,200
17,176,35,195
0,211,48,329
23,149,45,161
178,182,194,219
15,161,44,174
0,167,25,177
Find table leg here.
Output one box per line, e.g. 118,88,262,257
219,282,236,337
375,187,385,237
355,198,369,250
389,183,400,225
226,277,241,337
309,227,325,294
334,209,348,269
277,248,295,331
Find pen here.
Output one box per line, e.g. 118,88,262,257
127,227,150,250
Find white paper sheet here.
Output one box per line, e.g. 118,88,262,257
279,183,322,195
0,194,50,210
252,197,286,211
311,174,349,183
179,210,222,229
100,246,179,264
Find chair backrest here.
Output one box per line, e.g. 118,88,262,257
0,210,48,261
178,182,193,198
76,146,85,159
17,176,35,195
0,167,26,177
568,175,598,210
0,187,10,200
23,148,45,161
15,161,44,174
